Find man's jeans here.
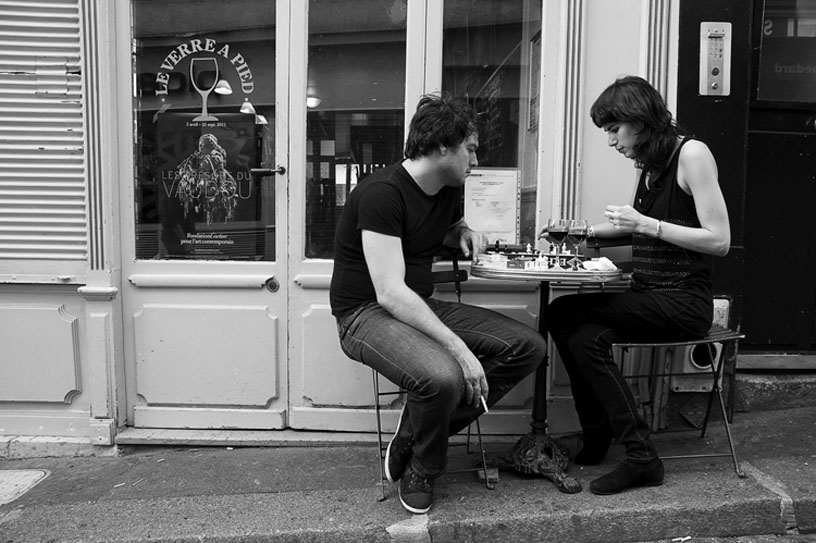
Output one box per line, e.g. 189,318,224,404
546,290,711,461
337,297,546,478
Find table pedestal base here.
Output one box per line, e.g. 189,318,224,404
490,432,582,494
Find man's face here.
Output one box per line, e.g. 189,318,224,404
442,133,479,186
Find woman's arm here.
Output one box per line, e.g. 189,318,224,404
603,140,730,256
674,139,731,256
589,221,632,240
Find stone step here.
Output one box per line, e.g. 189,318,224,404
733,371,816,413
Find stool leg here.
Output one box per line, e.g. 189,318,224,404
372,370,388,501
712,344,746,478
699,345,719,438
715,382,746,477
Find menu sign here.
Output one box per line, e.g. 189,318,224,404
464,168,520,245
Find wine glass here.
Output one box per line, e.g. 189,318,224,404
190,57,219,122
567,219,588,270
546,218,569,269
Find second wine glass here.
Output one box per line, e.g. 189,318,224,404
567,219,588,270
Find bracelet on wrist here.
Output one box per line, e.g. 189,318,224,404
656,220,662,239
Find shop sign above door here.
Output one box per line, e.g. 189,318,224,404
153,38,255,96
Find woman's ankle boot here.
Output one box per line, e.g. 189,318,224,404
574,422,614,466
589,457,664,495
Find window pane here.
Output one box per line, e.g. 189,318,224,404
758,0,816,102
305,0,407,258
132,0,276,260
443,1,542,247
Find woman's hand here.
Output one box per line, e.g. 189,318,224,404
604,204,646,233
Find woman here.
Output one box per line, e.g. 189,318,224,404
546,75,731,495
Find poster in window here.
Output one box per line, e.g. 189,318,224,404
150,113,262,260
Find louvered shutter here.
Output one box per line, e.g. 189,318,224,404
0,0,87,268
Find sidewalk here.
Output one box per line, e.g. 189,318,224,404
1,405,815,543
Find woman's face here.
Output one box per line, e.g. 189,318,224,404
602,121,642,160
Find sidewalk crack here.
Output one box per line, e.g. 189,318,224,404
742,461,799,534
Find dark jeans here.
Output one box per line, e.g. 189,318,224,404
546,290,712,461
336,297,546,478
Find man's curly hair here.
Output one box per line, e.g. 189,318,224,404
404,93,479,159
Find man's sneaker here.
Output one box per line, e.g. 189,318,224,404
384,403,413,482
399,464,434,514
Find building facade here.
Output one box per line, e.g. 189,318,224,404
1,0,812,453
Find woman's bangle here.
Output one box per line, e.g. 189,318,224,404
656,220,662,239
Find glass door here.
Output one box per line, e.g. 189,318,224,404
286,0,410,429
287,0,545,433
122,0,290,429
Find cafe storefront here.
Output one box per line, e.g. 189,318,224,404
5,0,788,451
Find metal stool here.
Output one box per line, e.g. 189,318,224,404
370,253,495,501
614,324,747,477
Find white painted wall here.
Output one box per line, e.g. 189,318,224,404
580,0,645,225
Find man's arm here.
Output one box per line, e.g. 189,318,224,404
362,229,488,406
444,218,483,260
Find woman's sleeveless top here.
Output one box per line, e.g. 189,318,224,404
630,137,713,299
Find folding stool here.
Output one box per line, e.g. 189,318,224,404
614,324,747,477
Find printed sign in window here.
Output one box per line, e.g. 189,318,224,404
464,168,520,246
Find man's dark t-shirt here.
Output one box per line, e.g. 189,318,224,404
330,163,463,319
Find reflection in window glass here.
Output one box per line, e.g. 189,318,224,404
132,0,276,261
442,1,542,247
758,0,816,102
305,0,407,259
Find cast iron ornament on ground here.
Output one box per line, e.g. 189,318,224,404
490,433,582,493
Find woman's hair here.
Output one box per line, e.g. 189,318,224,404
404,93,479,159
590,75,685,173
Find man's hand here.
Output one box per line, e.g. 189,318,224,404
458,226,483,261
450,343,489,408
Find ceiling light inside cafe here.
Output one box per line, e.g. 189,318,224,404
214,79,233,95
240,99,256,114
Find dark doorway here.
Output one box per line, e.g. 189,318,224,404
742,0,816,352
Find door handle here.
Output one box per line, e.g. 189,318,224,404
250,165,287,175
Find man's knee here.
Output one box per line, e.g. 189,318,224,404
414,367,462,400
512,324,547,359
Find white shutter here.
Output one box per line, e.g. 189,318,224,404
0,0,87,265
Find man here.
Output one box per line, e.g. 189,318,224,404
330,94,547,514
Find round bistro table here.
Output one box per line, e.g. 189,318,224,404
470,261,624,493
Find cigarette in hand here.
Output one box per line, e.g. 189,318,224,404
480,396,489,414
